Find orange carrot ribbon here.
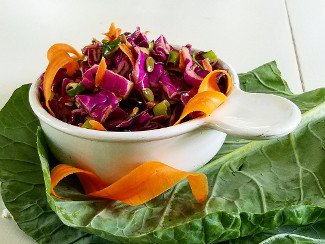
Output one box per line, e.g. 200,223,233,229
47,43,83,61
118,42,135,67
198,70,232,95
95,57,107,86
103,22,121,42
202,58,212,72
174,70,232,125
43,43,82,116
179,49,186,69
174,91,227,125
89,120,107,131
50,161,208,206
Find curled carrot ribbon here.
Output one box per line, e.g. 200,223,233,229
43,43,83,116
174,70,232,125
103,22,121,42
118,42,136,67
51,161,208,206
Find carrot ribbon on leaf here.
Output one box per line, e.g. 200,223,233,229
43,44,82,116
50,164,106,197
50,161,208,206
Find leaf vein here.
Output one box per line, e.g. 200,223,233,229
154,185,178,230
237,171,267,213
289,133,304,204
252,71,292,96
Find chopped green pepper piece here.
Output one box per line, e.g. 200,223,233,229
192,52,204,70
153,100,171,120
142,88,155,102
168,51,179,65
102,38,121,58
66,83,86,97
82,118,93,129
202,50,217,62
148,41,154,50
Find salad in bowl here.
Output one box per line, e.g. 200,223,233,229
37,23,231,132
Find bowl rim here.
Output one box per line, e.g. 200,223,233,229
29,58,239,142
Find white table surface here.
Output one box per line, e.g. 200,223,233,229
0,0,324,243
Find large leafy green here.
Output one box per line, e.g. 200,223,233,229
226,220,325,243
38,97,325,243
1,61,325,243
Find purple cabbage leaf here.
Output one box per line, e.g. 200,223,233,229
75,90,118,123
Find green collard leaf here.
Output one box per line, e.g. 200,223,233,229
239,61,293,96
0,85,107,243
226,220,325,243
1,62,325,243
37,100,325,243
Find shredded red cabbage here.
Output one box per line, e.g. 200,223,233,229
39,26,227,131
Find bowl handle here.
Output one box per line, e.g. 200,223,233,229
202,86,301,140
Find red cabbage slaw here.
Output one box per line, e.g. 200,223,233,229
39,25,229,132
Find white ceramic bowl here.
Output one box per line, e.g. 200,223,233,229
29,59,238,185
